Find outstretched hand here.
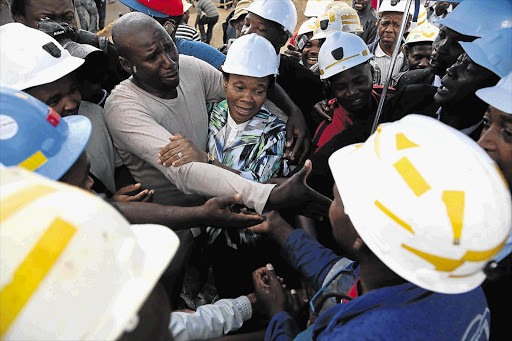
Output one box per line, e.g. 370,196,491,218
253,264,288,318
267,160,332,219
202,194,265,229
112,183,154,202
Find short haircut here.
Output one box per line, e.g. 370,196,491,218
8,0,75,20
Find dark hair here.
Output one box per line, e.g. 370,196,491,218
8,0,75,20
222,70,275,89
403,41,433,56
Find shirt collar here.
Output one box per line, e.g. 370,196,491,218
226,109,250,131
375,42,404,60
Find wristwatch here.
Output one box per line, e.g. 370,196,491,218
207,152,215,164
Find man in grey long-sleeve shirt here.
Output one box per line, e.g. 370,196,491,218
195,0,219,44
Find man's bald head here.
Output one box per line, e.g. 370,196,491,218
112,12,166,59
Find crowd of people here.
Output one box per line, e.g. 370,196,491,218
0,0,511,340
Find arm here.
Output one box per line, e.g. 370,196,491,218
267,83,311,164
170,295,254,341
104,94,275,214
113,194,264,230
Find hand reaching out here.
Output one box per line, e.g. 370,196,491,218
112,183,154,202
201,194,265,229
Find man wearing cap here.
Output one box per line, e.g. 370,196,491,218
250,115,511,340
368,0,411,85
397,0,512,90
353,0,378,44
175,0,201,41
476,72,512,341
241,0,324,131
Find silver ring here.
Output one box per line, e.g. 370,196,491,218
177,152,183,159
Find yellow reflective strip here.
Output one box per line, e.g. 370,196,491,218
0,185,56,223
463,238,507,262
325,54,359,70
393,157,431,196
375,200,414,234
14,93,27,100
402,244,464,272
396,132,419,150
329,12,335,22
18,151,48,171
442,191,465,245
420,31,435,38
374,126,382,159
0,218,77,338
418,11,426,19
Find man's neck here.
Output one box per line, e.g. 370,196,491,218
131,77,178,100
379,41,395,57
440,98,487,130
358,254,407,295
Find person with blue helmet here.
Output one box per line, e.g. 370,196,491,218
119,0,226,70
476,72,512,340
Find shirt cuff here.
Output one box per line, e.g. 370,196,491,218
232,296,253,322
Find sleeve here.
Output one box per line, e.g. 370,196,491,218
175,38,226,69
196,1,202,17
239,119,287,182
170,296,252,341
264,312,302,341
192,29,201,42
104,92,275,214
195,56,226,102
281,229,341,290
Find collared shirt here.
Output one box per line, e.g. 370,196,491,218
374,43,405,85
222,112,250,148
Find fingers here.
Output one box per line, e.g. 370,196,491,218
291,130,306,162
141,189,154,202
126,189,152,202
116,183,142,195
298,138,311,165
212,193,243,208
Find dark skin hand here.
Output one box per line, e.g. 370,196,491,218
249,210,295,245
266,160,333,219
283,43,302,63
114,194,265,230
311,100,333,122
253,264,288,317
112,183,155,202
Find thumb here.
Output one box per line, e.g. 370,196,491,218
296,160,312,184
266,263,279,282
117,183,141,194
285,123,295,148
217,193,243,207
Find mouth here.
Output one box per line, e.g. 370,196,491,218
348,98,364,108
307,56,318,64
235,105,252,115
382,36,395,43
436,80,450,96
354,2,363,10
163,70,179,80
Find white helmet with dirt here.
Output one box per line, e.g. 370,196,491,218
403,22,439,48
0,168,179,340
311,2,362,41
318,31,372,80
329,115,512,294
304,0,334,17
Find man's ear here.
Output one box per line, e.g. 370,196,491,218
14,13,26,24
405,21,411,32
353,237,365,252
119,56,133,75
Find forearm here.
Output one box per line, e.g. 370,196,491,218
112,201,210,230
170,296,253,341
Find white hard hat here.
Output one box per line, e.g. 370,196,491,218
0,23,84,91
297,17,318,37
438,0,512,38
329,115,512,294
246,0,298,37
407,4,427,32
378,0,411,15
311,3,363,41
476,72,512,114
304,0,334,17
318,31,372,80
403,22,439,47
222,33,278,78
182,0,192,13
0,168,179,340
460,28,512,79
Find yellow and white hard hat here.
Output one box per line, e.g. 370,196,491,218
297,17,318,37
318,31,372,80
403,22,439,48
304,0,334,17
329,115,512,294
0,168,179,340
312,3,363,41
407,4,427,32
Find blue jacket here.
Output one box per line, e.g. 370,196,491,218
266,229,491,341
175,38,226,69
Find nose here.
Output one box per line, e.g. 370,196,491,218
346,84,359,97
162,52,177,69
418,57,429,68
62,90,81,115
478,127,497,154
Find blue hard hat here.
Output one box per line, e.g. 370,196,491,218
460,28,512,78
438,0,512,37
119,0,169,18
0,87,91,180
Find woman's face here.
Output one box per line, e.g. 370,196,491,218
224,73,270,124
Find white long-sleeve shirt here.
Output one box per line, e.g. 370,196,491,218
170,296,252,341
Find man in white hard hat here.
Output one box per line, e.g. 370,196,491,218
250,114,511,340
476,72,512,341
241,0,324,131
368,0,411,85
